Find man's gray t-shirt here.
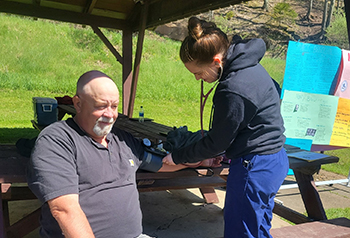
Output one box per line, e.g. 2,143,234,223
27,118,148,238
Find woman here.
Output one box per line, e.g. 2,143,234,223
162,17,289,238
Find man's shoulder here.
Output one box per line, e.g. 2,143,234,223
37,118,78,141
40,119,69,134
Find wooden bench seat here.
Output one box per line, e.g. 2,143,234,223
270,217,350,238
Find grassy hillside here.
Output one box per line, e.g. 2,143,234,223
0,13,349,177
0,13,285,132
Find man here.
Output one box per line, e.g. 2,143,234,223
27,70,185,238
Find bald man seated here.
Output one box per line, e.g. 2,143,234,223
27,70,188,238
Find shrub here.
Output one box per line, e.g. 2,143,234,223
325,10,349,49
270,2,297,26
226,11,235,20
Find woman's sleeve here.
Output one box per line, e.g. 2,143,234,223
172,92,256,164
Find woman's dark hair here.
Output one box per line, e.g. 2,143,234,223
179,17,229,65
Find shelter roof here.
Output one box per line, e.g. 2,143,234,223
0,0,246,31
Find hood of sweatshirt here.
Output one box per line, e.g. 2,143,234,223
221,35,266,80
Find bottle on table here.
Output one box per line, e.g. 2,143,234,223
139,106,144,123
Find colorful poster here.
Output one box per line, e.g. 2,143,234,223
329,97,350,147
281,90,338,145
281,41,341,98
333,49,350,99
285,138,313,151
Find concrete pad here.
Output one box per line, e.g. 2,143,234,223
8,172,350,238
275,175,350,215
14,187,290,238
140,187,291,238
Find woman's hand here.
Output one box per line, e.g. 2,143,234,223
162,153,176,166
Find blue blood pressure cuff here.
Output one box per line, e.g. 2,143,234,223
140,149,164,172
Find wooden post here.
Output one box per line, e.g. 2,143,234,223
122,29,133,116
127,0,149,118
293,170,327,221
0,184,7,238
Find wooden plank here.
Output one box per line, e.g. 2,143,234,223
293,170,327,221
0,193,7,238
127,1,148,117
1,186,36,201
6,208,41,238
270,217,350,238
0,1,127,30
136,165,229,180
57,104,76,116
288,156,339,170
91,26,123,64
199,187,219,204
272,202,312,224
122,28,133,115
137,176,226,192
114,118,170,142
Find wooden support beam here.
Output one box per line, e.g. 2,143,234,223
127,0,149,118
199,187,219,204
0,192,7,238
293,170,327,221
6,208,41,238
84,0,98,14
0,1,127,30
273,203,312,225
122,29,133,115
90,25,123,64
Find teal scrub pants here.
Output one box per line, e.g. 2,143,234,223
224,149,289,238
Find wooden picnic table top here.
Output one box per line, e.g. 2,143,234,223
7,103,341,183
0,137,339,184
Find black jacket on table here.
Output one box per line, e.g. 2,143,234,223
172,36,286,164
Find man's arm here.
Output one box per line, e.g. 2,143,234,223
158,163,188,172
48,194,95,238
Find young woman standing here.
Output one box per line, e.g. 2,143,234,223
163,17,289,238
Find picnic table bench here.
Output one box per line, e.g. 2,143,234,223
270,217,350,238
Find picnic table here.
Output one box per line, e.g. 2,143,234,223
0,104,340,237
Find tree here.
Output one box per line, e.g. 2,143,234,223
263,0,269,12
305,0,314,21
326,0,335,28
320,0,336,39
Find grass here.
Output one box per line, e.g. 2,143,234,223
326,207,350,219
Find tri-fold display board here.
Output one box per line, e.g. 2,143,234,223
281,41,350,149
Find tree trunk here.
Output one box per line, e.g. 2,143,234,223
320,0,329,39
262,0,269,12
326,0,335,28
305,0,314,21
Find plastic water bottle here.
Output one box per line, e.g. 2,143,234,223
139,106,144,123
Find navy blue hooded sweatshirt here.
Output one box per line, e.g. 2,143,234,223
172,36,285,164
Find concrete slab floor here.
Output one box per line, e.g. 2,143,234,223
10,187,291,238
8,171,350,238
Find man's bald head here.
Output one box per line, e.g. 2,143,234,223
76,70,115,96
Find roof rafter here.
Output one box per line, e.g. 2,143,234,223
0,0,128,30
84,0,98,14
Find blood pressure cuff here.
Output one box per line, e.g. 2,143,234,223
139,148,164,172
